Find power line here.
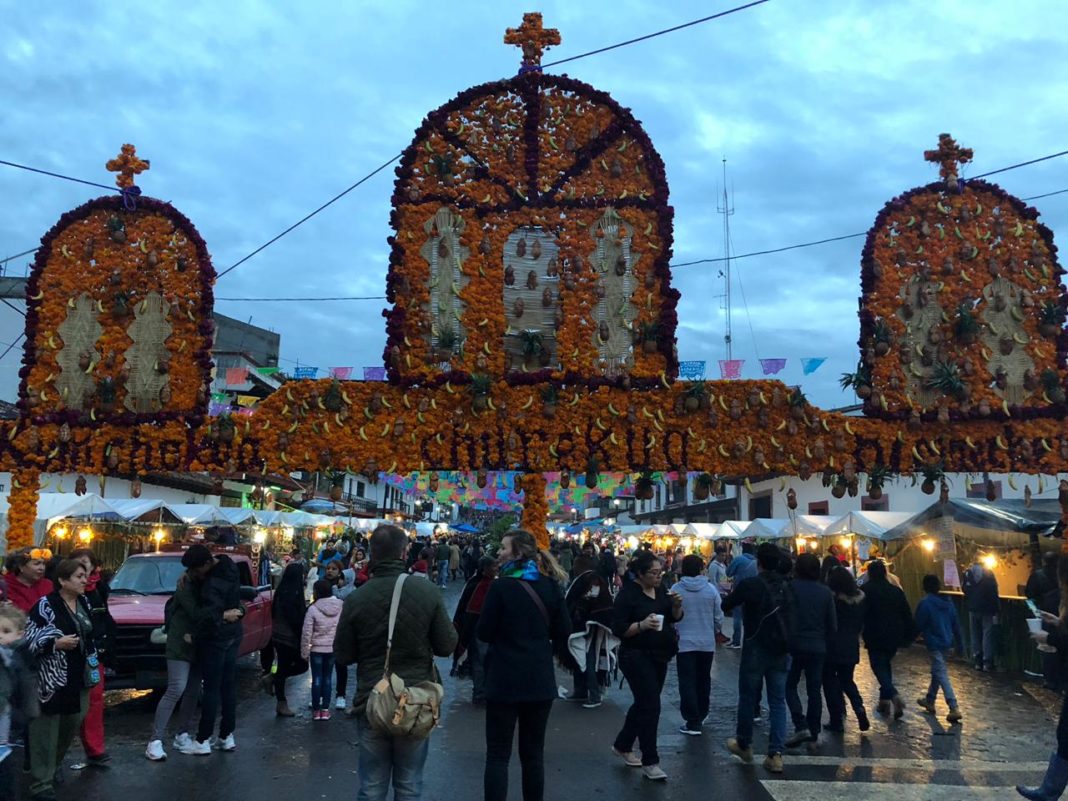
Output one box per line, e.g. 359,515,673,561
0,159,119,194
971,150,1068,180
0,334,24,363
672,232,868,269
1023,188,1068,201
0,247,39,266
0,299,24,318
215,154,402,280
541,0,771,69
217,295,387,302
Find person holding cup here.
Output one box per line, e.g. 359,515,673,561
610,550,682,782
1019,554,1068,801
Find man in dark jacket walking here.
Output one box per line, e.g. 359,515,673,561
722,543,790,775
784,553,836,747
182,544,245,755
861,560,916,719
334,525,457,801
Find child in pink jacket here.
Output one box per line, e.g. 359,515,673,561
301,580,344,720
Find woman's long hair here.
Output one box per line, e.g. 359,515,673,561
273,563,307,630
537,548,569,584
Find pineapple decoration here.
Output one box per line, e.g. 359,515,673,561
859,134,1068,420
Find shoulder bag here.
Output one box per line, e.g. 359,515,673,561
366,574,444,739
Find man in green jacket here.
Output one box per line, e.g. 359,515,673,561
335,525,457,801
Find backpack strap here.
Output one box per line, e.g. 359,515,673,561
515,579,550,628
383,574,408,675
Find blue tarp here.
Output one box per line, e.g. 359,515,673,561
450,523,480,534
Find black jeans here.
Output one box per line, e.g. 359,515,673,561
868,649,898,701
676,650,714,728
1057,691,1068,760
484,700,553,801
260,641,274,674
822,661,865,725
273,642,307,703
197,636,239,742
614,650,668,766
335,660,348,699
786,651,825,736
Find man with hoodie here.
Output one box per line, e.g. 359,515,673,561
722,543,791,775
725,543,758,648
674,555,723,735
914,574,963,724
334,525,457,801
962,560,1000,671
784,553,836,748
181,544,245,755
862,560,916,719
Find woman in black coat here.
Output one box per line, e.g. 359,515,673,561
477,529,571,801
861,560,916,718
610,550,683,782
25,558,99,801
270,563,308,718
822,566,869,732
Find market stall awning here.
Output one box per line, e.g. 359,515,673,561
103,498,184,524
218,507,257,526
742,518,790,539
823,511,913,541
882,498,1064,540
167,504,231,525
682,523,721,540
253,509,283,527
787,515,837,537
451,523,480,534
717,521,750,540
616,524,655,537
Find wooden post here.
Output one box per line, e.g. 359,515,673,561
520,472,549,548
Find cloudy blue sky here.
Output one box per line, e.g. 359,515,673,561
2,0,1066,410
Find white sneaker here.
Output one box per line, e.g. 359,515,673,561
335,697,346,710
172,732,193,751
145,740,167,761
211,734,236,752
642,764,668,781
180,739,212,756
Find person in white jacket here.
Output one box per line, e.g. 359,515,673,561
301,580,344,720
674,555,724,735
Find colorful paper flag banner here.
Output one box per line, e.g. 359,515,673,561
293,366,319,379
236,395,259,407
801,357,827,375
224,367,249,386
255,366,280,375
678,361,706,380
329,367,353,380
718,359,744,380
363,367,386,381
210,392,229,403
208,402,231,417
759,358,787,375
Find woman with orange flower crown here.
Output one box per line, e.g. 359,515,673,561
5,548,55,613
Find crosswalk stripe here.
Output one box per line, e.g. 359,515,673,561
780,756,1048,771
762,781,1024,801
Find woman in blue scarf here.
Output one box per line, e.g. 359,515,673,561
477,530,571,801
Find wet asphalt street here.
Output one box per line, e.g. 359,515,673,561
41,579,1067,801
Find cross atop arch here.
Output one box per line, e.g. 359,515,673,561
106,143,150,189
504,13,560,72
923,133,973,184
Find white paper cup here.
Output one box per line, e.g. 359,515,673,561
651,614,665,631
1027,618,1044,635
588,585,600,598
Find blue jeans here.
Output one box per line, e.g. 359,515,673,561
925,649,957,707
731,606,744,646
868,648,898,701
786,651,825,736
310,652,335,711
356,717,431,801
437,560,450,588
970,613,996,669
736,642,788,754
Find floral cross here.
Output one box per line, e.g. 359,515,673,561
504,13,560,71
924,133,974,183
106,144,151,189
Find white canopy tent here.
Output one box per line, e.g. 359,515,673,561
253,510,284,527
743,518,791,539
0,492,122,549
786,515,837,538
616,525,655,537
822,511,913,541
717,521,750,540
167,504,231,525
682,523,721,540
218,507,257,526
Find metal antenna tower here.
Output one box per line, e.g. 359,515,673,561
717,158,736,360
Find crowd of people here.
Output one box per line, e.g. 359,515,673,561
0,528,1065,801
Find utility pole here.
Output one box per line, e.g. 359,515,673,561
717,158,736,361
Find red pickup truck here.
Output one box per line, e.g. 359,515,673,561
105,545,273,689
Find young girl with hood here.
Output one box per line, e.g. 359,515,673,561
330,567,357,712
301,580,343,720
